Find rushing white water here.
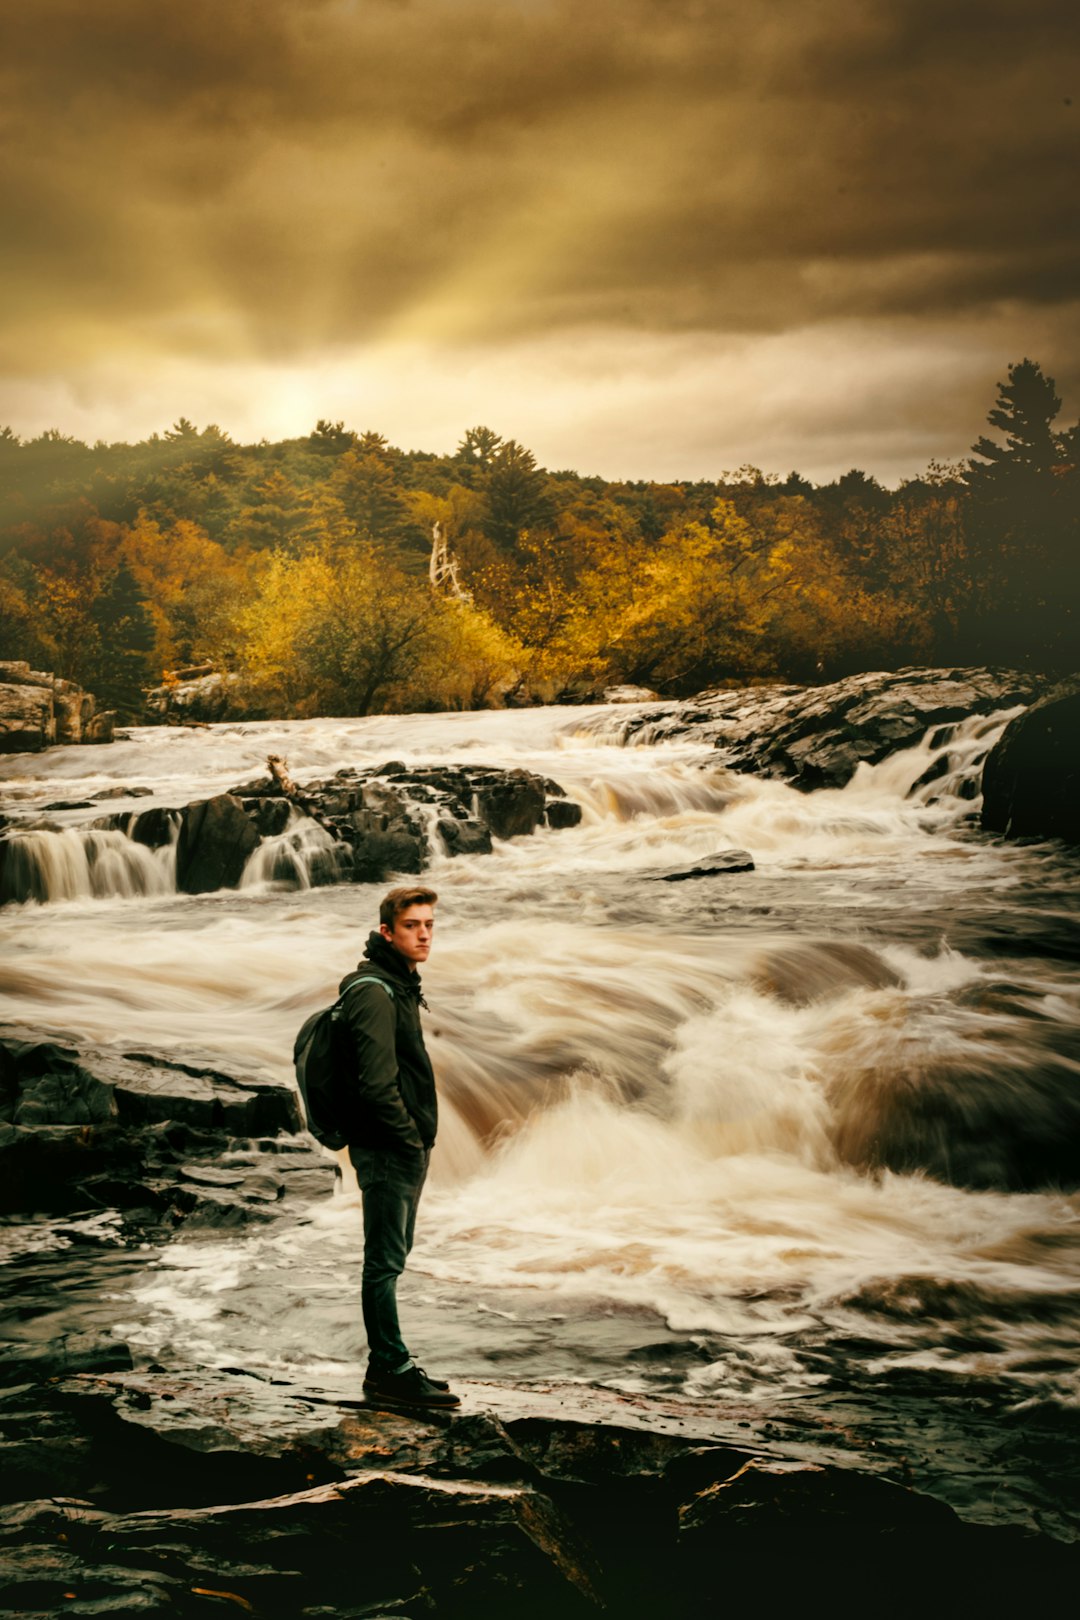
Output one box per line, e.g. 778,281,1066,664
2,702,1079,1480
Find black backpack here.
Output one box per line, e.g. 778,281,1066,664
293,976,395,1150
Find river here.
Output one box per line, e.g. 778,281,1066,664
2,700,1079,1538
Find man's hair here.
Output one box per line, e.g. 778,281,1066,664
380,886,438,928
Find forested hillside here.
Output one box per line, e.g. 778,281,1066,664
1,360,1076,718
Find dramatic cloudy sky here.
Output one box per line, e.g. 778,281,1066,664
1,0,1077,481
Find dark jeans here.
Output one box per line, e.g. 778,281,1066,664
349,1144,430,1372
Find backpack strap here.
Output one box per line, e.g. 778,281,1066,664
334,974,394,1016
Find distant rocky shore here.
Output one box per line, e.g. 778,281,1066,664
0,661,114,753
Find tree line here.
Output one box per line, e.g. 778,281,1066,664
0,360,1076,719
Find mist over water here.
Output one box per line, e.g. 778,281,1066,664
2,701,1079,1532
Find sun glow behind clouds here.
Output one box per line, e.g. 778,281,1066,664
8,309,1078,484
2,0,1078,475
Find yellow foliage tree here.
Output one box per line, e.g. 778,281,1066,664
239,544,441,716
121,514,250,672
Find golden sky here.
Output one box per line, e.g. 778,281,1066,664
1,0,1077,480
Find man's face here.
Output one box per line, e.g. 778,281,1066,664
380,904,435,969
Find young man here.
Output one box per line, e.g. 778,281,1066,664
339,885,459,1411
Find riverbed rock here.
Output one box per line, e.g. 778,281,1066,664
230,761,581,886
655,849,755,880
0,662,113,753
0,760,585,905
621,667,1041,792
604,684,661,703
176,793,261,893
980,682,1080,843
0,1027,326,1222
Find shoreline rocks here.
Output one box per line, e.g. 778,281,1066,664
144,667,246,725
620,666,1041,792
0,1026,332,1224
0,661,114,753
0,1366,1074,1618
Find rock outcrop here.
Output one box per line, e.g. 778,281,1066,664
144,667,246,724
981,683,1080,844
0,1369,1072,1618
620,667,1040,792
205,762,579,893
176,794,263,893
0,662,115,753
0,1027,330,1223
0,761,585,904
654,849,755,881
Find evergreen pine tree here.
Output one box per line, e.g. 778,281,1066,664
91,560,157,717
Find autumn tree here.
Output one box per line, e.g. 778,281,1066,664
239,545,436,716
481,440,553,551
122,513,250,670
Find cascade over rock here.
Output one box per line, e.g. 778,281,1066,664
0,661,114,753
981,682,1080,843
0,760,585,904
620,666,1041,791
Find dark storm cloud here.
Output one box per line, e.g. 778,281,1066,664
0,0,1077,369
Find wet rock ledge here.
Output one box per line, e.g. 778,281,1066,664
0,762,585,903
2,1364,1075,1618
0,1026,333,1227
622,666,1041,793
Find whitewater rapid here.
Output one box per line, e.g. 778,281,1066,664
2,701,1079,1497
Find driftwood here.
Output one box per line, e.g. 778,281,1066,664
267,754,299,797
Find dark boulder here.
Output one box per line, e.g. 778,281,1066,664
438,816,494,856
981,683,1080,843
0,1027,325,1221
474,769,547,839
545,798,583,829
130,806,179,848
176,794,261,893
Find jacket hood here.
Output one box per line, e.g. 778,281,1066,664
335,930,425,1001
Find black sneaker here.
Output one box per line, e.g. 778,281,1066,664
363,1364,460,1410
364,1361,451,1392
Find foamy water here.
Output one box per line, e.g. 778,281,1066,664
2,702,1079,1497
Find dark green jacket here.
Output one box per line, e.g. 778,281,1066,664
338,932,437,1152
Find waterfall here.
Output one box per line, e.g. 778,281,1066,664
0,821,178,905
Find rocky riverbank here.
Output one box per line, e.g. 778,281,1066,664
4,1357,1074,1619
2,1025,1078,1620
0,663,114,754
616,666,1042,792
